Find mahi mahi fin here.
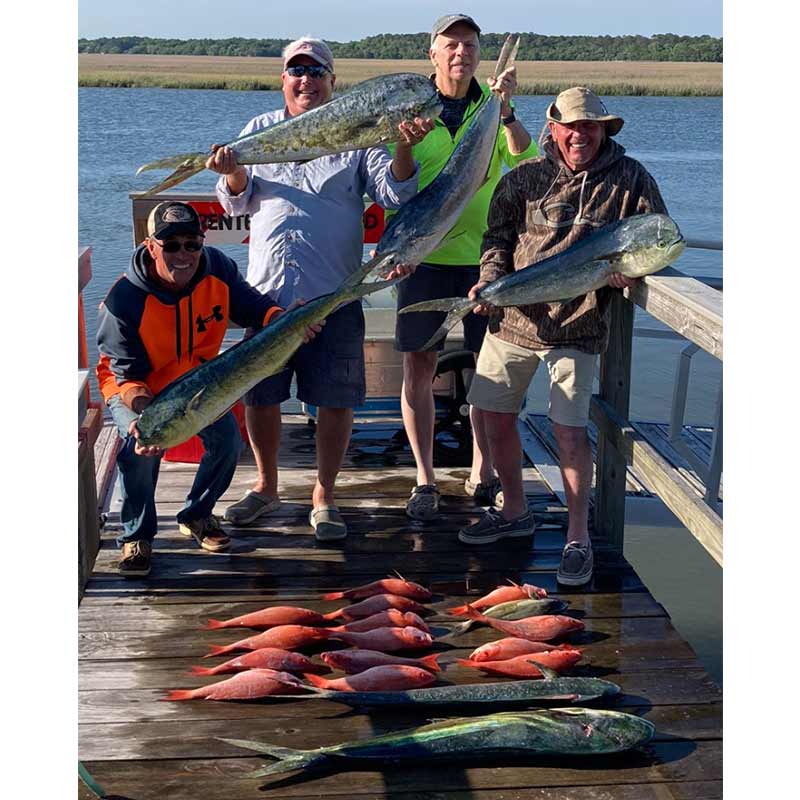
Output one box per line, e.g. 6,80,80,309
219,737,329,778
399,296,476,351
186,388,206,413
525,659,561,681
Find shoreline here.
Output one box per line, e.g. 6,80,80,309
78,54,722,97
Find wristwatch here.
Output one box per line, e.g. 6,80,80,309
501,110,516,126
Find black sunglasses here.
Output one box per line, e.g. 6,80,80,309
155,239,204,253
286,64,330,78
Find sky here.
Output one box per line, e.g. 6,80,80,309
78,0,722,40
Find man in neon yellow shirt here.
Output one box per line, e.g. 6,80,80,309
393,14,538,520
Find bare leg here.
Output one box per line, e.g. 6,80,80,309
312,406,354,509
401,351,439,487
245,404,281,496
553,422,592,544
469,405,496,485
483,410,527,520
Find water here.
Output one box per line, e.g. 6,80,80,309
79,87,722,684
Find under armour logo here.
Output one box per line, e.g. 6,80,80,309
196,305,223,332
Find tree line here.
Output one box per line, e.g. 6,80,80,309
78,33,722,62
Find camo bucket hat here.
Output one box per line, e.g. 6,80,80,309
546,87,624,136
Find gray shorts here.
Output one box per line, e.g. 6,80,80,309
395,263,488,353
244,300,366,408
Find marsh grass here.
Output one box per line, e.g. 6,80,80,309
79,54,722,96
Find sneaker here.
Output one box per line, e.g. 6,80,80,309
406,484,441,521
458,509,535,545
118,540,152,577
557,541,594,586
224,490,281,525
464,477,504,508
178,515,231,552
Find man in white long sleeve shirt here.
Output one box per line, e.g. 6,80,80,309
207,37,433,541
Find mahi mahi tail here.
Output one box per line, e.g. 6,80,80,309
399,296,476,350
136,152,208,196
219,737,329,778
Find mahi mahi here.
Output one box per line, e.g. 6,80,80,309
221,706,653,778
444,596,570,638
136,73,443,195
135,256,395,448
400,212,686,350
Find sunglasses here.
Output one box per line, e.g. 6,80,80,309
155,239,204,253
286,64,330,78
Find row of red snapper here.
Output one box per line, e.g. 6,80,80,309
164,576,585,701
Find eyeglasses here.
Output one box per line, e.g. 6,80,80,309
286,64,330,78
155,239,204,253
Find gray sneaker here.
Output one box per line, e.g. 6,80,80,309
458,509,535,545
557,541,594,586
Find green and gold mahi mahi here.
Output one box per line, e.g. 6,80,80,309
400,212,686,350
135,256,394,448
446,596,570,637
222,707,654,779
136,73,443,195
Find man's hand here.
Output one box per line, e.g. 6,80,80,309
607,273,637,290
468,281,494,315
383,262,417,281
128,418,163,458
206,144,241,175
396,117,435,147
487,67,518,117
273,299,325,343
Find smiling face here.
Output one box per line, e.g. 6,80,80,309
430,22,480,90
549,119,606,172
145,235,204,291
281,54,335,116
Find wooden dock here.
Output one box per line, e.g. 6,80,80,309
79,414,722,800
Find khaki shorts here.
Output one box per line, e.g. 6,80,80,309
467,332,597,427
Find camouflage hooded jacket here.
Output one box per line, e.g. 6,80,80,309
479,135,667,354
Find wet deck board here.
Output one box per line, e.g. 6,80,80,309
80,417,721,799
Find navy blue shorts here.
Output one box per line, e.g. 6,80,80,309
395,263,488,353
244,300,366,408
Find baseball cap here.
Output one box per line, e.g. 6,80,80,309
430,13,481,46
546,86,625,136
282,38,334,72
146,201,203,240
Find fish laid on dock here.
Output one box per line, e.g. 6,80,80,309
445,597,570,637
164,668,306,701
368,36,518,278
190,647,330,677
328,625,433,652
320,649,441,674
222,707,652,778
323,593,428,620
136,73,443,195
303,665,437,692
400,213,686,350
203,624,332,658
329,609,430,634
203,606,328,630
459,605,585,641
268,672,621,709
457,651,583,678
136,253,397,449
322,575,432,602
447,581,548,614
469,637,578,663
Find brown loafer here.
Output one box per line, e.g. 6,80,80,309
178,515,231,552
118,540,152,577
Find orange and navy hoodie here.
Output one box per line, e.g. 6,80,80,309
96,244,281,412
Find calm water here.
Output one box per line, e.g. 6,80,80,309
78,88,722,685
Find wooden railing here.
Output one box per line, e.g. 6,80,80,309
592,266,723,566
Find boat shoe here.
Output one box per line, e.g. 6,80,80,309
223,490,282,525
458,509,535,545
406,484,441,521
118,540,152,577
178,515,232,552
464,477,504,509
309,505,347,541
557,540,594,586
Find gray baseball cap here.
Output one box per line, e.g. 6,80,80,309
430,13,481,46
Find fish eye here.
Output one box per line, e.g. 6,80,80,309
657,240,666,249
